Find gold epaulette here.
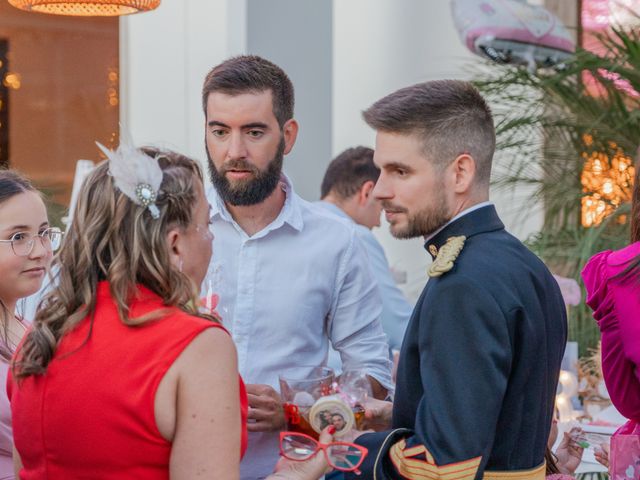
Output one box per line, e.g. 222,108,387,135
428,235,466,278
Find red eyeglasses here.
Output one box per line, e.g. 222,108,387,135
279,431,368,475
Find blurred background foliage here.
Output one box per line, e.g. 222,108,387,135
474,22,639,356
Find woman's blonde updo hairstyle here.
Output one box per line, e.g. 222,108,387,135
14,147,213,379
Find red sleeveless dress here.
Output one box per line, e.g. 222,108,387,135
9,282,248,479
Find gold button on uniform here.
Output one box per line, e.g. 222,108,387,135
428,244,438,257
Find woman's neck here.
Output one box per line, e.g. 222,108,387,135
2,300,16,317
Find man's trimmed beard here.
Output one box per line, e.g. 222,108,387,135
207,136,285,206
384,179,452,239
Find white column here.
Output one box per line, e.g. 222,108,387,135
120,0,246,165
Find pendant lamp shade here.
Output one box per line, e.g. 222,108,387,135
8,0,160,16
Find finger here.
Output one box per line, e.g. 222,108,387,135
247,393,264,408
247,421,274,432
245,384,260,394
248,408,277,422
318,425,337,443
247,393,276,409
245,384,271,396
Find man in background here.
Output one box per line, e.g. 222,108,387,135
318,146,412,358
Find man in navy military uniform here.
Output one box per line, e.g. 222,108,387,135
346,80,567,480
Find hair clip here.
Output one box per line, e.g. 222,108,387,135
97,141,163,219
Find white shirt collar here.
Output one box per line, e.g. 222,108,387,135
208,173,304,234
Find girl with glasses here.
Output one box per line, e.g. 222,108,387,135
0,170,57,480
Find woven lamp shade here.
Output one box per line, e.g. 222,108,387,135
8,0,160,16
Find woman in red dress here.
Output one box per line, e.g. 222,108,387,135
9,146,246,479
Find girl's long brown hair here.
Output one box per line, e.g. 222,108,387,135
13,148,213,379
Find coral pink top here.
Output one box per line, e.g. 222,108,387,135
582,241,640,421
8,282,247,479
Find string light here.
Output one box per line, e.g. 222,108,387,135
581,134,634,227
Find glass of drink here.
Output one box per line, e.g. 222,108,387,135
279,367,335,440
337,368,372,430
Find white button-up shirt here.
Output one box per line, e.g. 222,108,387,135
316,201,413,352
206,176,392,479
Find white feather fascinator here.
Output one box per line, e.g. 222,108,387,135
96,141,164,219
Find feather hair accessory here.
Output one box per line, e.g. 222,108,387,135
97,141,164,219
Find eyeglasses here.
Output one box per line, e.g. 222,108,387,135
279,431,368,475
0,227,63,256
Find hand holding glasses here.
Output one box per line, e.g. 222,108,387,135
0,227,63,256
279,431,368,475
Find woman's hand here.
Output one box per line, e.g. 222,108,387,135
267,427,336,480
555,427,585,475
594,442,609,469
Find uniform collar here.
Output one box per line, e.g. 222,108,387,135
424,204,504,260
208,173,304,233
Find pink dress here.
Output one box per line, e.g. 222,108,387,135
0,361,14,479
582,241,640,421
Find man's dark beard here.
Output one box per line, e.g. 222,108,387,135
207,137,285,206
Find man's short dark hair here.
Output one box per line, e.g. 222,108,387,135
202,55,294,128
363,80,495,185
320,146,380,199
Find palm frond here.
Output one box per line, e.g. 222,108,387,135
474,22,640,355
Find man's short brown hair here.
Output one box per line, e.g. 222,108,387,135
320,146,380,199
202,55,294,128
363,80,495,185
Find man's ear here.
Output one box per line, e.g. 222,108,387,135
452,154,476,194
282,119,299,155
358,180,376,206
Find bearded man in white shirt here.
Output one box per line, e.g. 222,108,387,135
201,55,393,479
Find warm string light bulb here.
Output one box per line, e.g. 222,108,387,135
581,134,634,227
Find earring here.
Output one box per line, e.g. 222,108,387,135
178,258,184,273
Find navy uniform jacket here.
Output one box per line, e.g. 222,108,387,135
348,205,567,480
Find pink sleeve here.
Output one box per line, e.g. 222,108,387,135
583,249,640,421
582,250,613,325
